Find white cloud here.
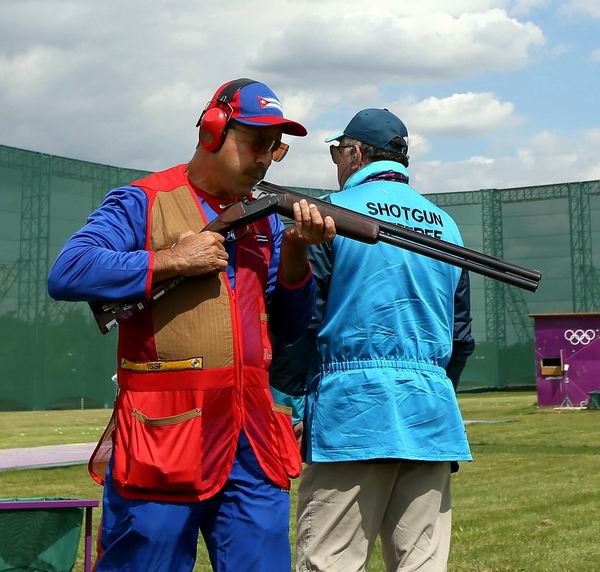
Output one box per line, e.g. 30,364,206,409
278,129,600,193
0,0,597,199
0,45,87,100
253,6,545,86
394,92,518,136
411,129,600,193
507,0,548,15
407,134,432,158
273,127,600,194
591,49,600,61
0,0,546,173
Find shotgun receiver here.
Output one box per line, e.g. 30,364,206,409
89,181,542,334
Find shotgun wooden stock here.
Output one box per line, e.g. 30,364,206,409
89,194,280,334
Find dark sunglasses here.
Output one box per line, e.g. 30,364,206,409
329,144,355,165
230,123,289,162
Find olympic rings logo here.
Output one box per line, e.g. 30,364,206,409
564,329,596,345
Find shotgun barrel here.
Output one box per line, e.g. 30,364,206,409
254,180,542,292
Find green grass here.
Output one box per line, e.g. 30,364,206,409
0,409,113,449
448,393,600,572
1,393,599,571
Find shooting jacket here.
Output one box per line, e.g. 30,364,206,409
272,161,473,463
50,164,306,502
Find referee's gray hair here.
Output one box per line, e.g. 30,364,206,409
341,136,409,168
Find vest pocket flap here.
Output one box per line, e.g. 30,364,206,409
131,407,202,426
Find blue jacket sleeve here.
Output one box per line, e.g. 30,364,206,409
47,186,152,302
445,269,476,389
266,214,316,344
270,238,333,423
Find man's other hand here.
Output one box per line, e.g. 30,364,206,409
285,199,336,245
293,421,304,449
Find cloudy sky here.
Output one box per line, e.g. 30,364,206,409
1,0,599,193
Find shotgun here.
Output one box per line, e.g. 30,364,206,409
89,181,542,334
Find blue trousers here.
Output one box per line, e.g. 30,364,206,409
96,432,291,571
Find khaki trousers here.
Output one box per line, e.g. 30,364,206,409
296,460,451,572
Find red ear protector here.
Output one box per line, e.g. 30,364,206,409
197,78,257,153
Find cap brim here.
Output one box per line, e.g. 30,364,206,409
324,131,344,143
235,116,307,136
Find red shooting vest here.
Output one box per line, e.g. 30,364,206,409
89,164,301,502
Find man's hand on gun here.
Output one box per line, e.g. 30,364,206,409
171,230,229,275
154,230,228,283
286,198,336,245
155,199,335,284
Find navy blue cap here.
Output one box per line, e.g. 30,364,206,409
325,108,409,155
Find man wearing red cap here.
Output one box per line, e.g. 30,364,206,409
48,78,335,571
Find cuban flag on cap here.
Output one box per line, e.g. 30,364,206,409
228,80,307,136
257,96,283,113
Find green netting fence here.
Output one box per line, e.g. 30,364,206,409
1,144,599,409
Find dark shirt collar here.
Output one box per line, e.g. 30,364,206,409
363,170,409,185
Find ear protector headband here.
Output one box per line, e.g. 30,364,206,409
197,78,257,153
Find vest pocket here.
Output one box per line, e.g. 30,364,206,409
114,403,204,492
271,403,302,479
